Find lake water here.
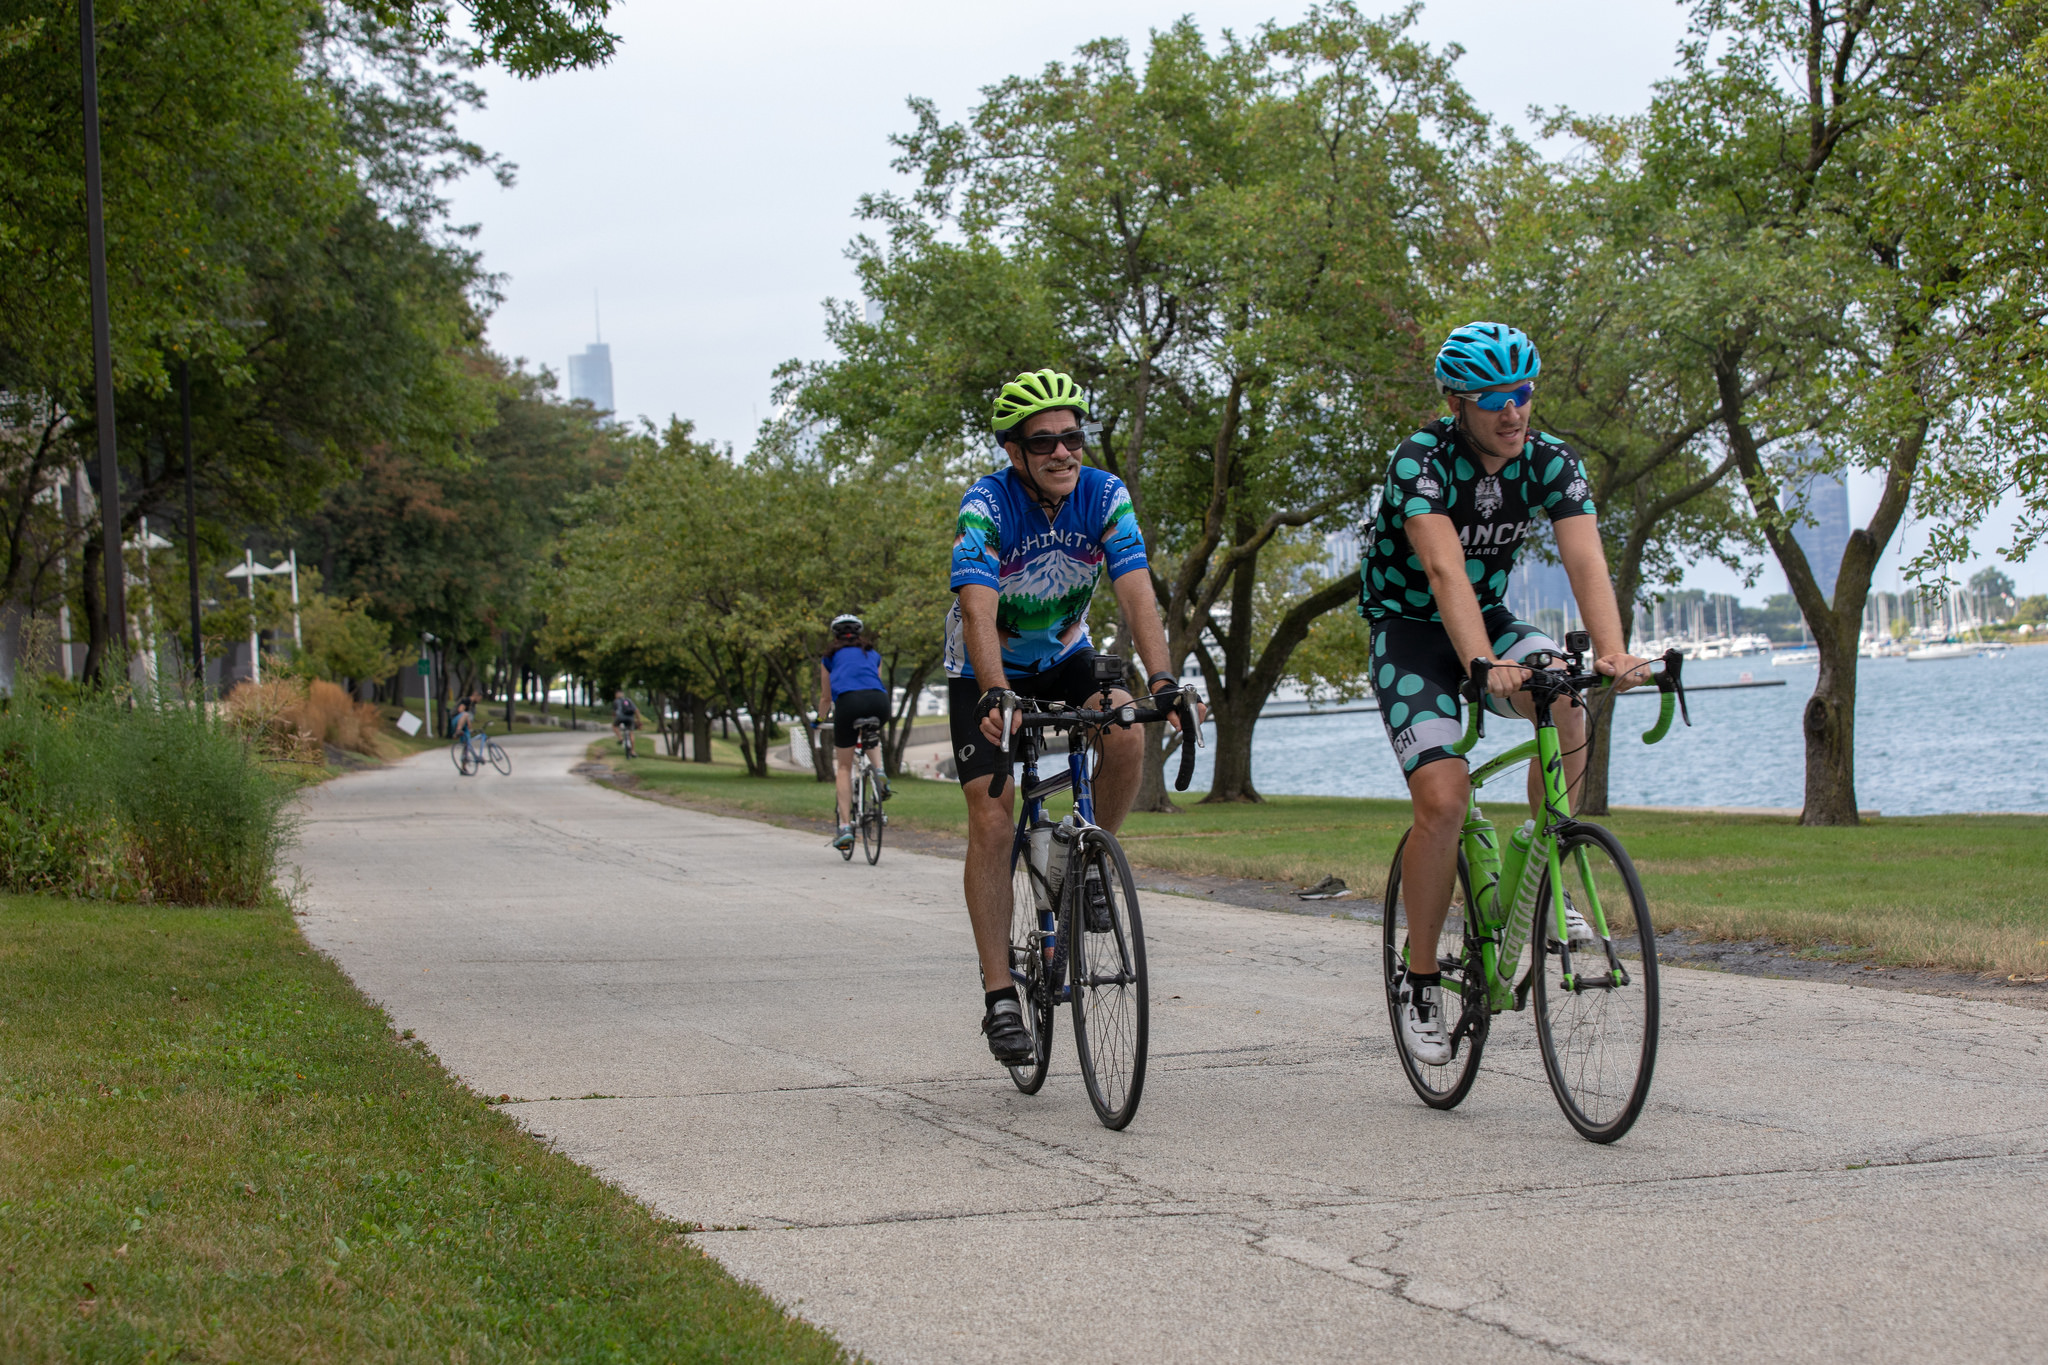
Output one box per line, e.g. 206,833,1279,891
1185,651,2048,815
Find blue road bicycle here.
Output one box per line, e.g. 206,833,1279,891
992,654,1201,1130
450,724,511,777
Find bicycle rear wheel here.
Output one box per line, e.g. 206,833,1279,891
1006,842,1053,1094
449,740,466,773
1069,828,1147,1130
1381,829,1486,1109
487,740,511,775
1531,822,1659,1143
859,768,884,865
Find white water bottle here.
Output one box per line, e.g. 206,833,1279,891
1026,825,1053,909
1044,815,1081,905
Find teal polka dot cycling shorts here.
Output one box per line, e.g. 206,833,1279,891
1368,608,1558,777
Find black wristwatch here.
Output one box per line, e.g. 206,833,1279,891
1147,671,1178,692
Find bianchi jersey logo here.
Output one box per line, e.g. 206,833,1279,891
1474,475,1504,519
1566,476,1590,502
1414,474,1442,499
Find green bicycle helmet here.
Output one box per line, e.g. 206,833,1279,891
1434,321,1541,394
991,368,1089,434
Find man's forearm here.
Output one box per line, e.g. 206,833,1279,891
1112,572,1172,686
1557,522,1627,656
958,586,1009,690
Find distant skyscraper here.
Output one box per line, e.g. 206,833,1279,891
1787,461,1850,600
568,342,613,415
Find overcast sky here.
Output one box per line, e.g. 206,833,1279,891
445,0,2038,596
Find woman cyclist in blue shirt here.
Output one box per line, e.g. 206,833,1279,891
818,614,891,851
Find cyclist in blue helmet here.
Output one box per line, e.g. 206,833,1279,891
1362,322,1649,1066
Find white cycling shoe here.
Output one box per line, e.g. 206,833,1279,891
1399,973,1452,1066
1549,902,1598,949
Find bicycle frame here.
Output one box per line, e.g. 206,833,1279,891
1447,653,1685,1010
1007,725,1097,1005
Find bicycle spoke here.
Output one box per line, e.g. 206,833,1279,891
1006,837,1052,1094
1381,830,1486,1109
1070,830,1147,1130
1533,825,1659,1143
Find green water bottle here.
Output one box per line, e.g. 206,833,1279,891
1462,806,1503,923
1497,818,1536,926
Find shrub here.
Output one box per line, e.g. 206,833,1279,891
224,677,396,760
0,674,293,906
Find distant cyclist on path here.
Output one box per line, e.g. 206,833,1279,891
1365,322,1646,1066
948,368,1196,1068
611,689,639,754
818,614,892,852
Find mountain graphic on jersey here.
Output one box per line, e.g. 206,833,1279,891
995,541,1103,640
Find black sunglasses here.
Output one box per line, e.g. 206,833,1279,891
1017,428,1088,456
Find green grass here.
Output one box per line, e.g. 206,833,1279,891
601,743,2048,978
0,894,848,1363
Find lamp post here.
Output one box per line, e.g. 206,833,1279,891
421,632,439,739
79,0,124,672
180,360,202,692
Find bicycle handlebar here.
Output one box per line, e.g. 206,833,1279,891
1448,646,1690,757
987,687,1204,799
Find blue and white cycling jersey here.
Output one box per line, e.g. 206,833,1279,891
944,465,1148,680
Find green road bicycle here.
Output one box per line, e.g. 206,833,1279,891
1382,634,1690,1143
451,725,511,777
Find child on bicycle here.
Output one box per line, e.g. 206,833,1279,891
1369,323,1647,1066
818,614,891,852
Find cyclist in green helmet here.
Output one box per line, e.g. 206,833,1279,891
1365,322,1649,1066
948,368,1200,1068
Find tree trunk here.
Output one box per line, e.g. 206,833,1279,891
690,693,713,762
1576,591,1636,817
78,534,108,682
1801,637,1860,824
1204,691,1258,803
1714,360,1921,827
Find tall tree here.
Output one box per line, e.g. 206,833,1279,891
1629,0,2043,824
780,3,1494,804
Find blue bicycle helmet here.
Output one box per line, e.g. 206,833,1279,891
1434,322,1541,394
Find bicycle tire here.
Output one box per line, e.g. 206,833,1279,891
487,740,511,775
1531,823,1659,1143
1006,840,1053,1094
859,769,884,865
1069,828,1148,1130
449,740,466,773
1381,829,1487,1110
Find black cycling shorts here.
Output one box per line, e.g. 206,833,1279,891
831,688,890,749
1368,607,1558,777
947,649,1113,786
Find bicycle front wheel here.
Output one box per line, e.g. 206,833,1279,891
1531,823,1659,1143
1381,829,1486,1109
1006,843,1053,1095
487,740,511,775
859,769,884,865
1069,829,1147,1130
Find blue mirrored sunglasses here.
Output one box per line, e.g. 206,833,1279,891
1459,383,1535,411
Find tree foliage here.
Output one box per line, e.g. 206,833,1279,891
780,3,1497,803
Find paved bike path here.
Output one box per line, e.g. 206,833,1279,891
294,732,2048,1364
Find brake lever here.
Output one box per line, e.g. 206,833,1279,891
1660,647,1691,727
1463,658,1490,739
986,694,1020,798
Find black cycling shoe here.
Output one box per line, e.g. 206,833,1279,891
981,999,1035,1066
1083,865,1115,933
